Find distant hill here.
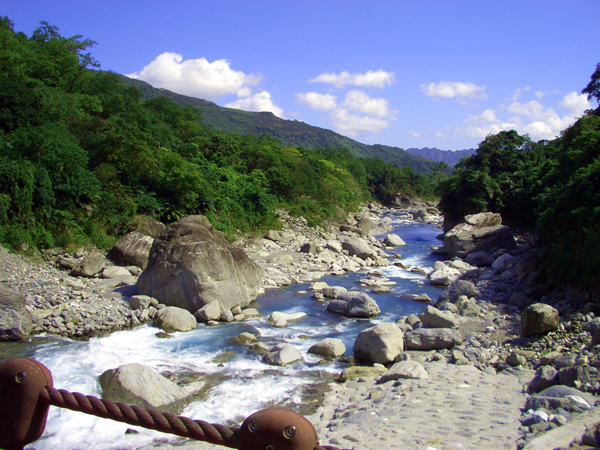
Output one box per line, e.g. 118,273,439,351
405,147,476,167
118,74,439,173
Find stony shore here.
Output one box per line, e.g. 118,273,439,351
1,204,600,450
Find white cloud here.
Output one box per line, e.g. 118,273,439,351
509,86,531,101
559,92,591,115
421,81,487,100
225,91,285,118
446,92,592,141
295,92,337,111
535,91,548,99
342,90,397,118
127,52,263,101
331,109,392,137
309,69,396,89
408,130,421,138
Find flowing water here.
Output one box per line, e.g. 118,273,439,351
14,215,444,450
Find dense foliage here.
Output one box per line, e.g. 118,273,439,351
119,75,440,173
437,65,600,286
0,18,436,251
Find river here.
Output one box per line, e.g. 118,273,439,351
18,215,444,450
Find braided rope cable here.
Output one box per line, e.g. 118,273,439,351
39,386,239,448
38,386,350,450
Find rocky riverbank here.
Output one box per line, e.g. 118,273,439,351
1,204,600,449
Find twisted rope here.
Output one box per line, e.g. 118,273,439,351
39,386,239,448
38,386,349,450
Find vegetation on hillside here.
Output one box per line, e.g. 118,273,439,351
0,18,436,252
119,75,440,173
437,63,600,286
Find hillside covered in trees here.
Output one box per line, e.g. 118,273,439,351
0,18,436,252
437,65,600,286
118,75,440,173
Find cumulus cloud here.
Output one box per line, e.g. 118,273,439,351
421,81,487,100
509,86,531,101
225,91,285,118
297,88,397,137
331,109,392,137
295,92,337,111
446,92,591,141
408,130,421,138
127,52,263,101
309,69,396,89
342,90,397,117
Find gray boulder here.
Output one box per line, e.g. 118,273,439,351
99,363,191,414
263,343,302,366
341,237,377,260
327,291,381,318
405,328,463,350
521,303,560,337
419,305,458,329
111,231,154,269
129,215,166,238
72,249,106,277
137,216,263,313
529,365,560,393
444,225,516,258
308,338,346,358
356,217,375,236
437,280,478,304
0,285,32,342
322,286,347,299
193,301,221,323
154,306,197,332
353,323,404,364
129,295,156,310
383,233,406,247
378,361,428,383
429,262,461,286
465,251,494,267
447,212,502,235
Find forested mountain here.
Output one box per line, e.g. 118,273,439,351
0,17,436,254
405,147,476,167
118,75,438,173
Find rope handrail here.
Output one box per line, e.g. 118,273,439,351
0,357,351,450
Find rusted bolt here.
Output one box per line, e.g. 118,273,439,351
16,372,26,383
249,419,259,432
283,426,296,439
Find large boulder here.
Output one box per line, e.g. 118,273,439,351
446,212,502,235
341,237,378,260
377,361,428,383
444,225,516,258
72,249,107,277
405,328,463,350
429,262,461,286
128,215,166,238
0,285,32,342
263,343,302,366
137,216,263,313
111,231,154,269
521,303,560,337
99,363,191,414
353,323,404,364
419,305,459,329
154,306,197,332
327,291,381,318
308,338,346,358
383,234,406,247
437,280,478,304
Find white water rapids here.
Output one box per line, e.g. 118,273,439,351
17,216,444,450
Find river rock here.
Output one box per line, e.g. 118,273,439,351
446,212,502,235
269,311,307,327
102,266,132,279
529,366,560,393
341,237,377,260
193,301,221,323
377,360,428,383
264,230,295,242
339,365,388,381
129,295,156,310
429,262,461,286
437,280,478,304
465,250,494,267
99,363,190,414
111,231,154,269
137,215,263,313
327,291,381,318
72,249,107,277
322,286,347,299
230,332,258,345
308,338,346,358
383,233,406,247
154,306,197,332
263,343,302,366
405,328,463,350
0,285,32,342
521,303,560,337
444,224,517,258
419,305,458,329
353,323,404,364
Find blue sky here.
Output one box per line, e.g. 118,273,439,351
4,0,599,150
